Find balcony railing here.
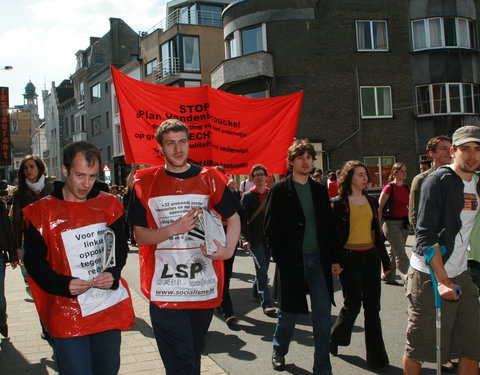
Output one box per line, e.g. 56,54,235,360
153,57,180,82
144,9,222,35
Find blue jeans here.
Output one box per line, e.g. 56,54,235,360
52,330,121,375
150,303,213,375
251,242,273,308
0,254,6,327
272,252,332,375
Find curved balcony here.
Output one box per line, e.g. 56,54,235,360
211,51,274,90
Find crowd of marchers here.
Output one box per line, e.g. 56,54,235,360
1,122,480,375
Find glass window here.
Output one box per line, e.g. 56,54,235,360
449,84,461,112
183,81,201,87
429,18,443,47
94,54,103,65
182,36,200,72
90,83,101,102
197,4,222,27
412,20,427,50
91,116,101,136
226,33,238,59
106,111,110,129
78,82,85,101
356,21,388,51
432,84,447,113
364,156,395,187
242,25,264,55
145,59,157,76
244,91,268,98
412,17,475,50
360,86,392,118
416,85,431,115
416,83,479,115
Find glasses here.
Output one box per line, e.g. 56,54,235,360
253,173,266,178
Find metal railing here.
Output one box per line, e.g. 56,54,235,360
144,9,222,35
153,57,180,82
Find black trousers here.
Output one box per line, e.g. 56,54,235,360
330,248,389,367
219,250,236,318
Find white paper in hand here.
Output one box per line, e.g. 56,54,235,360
188,208,226,254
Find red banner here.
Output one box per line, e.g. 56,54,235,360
111,66,303,174
0,87,11,165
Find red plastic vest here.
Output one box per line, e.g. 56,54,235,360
134,166,225,309
23,192,134,338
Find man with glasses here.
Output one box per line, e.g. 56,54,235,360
241,164,276,317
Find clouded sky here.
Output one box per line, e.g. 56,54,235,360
0,0,168,117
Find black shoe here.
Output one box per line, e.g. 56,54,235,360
225,315,237,326
329,342,338,356
368,363,389,373
0,324,8,337
272,353,285,371
263,306,277,317
385,280,401,286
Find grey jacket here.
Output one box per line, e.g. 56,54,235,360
414,166,480,264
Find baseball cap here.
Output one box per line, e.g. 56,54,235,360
452,125,480,146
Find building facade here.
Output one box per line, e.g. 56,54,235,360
69,17,140,181
212,0,480,186
140,0,234,87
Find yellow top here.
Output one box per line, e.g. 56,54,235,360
345,201,374,250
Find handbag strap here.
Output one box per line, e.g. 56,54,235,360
247,197,267,224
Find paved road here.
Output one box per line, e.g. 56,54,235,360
123,236,443,375
2,235,447,374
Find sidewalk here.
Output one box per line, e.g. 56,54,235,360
0,262,228,375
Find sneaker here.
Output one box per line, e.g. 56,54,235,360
272,353,285,371
263,306,277,317
225,315,237,326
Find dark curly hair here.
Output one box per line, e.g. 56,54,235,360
338,160,370,200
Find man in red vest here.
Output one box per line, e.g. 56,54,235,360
127,119,241,375
23,141,134,375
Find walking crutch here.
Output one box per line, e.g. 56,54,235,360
424,246,460,375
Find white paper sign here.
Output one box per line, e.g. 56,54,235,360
61,223,129,316
151,248,218,301
147,194,218,301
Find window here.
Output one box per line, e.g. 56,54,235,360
159,36,199,78
90,83,101,102
145,59,157,76
94,54,104,65
242,25,265,55
416,83,480,116
364,156,395,187
113,94,119,115
356,21,388,51
64,117,69,135
11,119,18,132
104,82,109,94
107,145,111,162
183,81,201,87
360,86,392,118
226,33,238,59
181,36,200,72
197,4,222,27
411,17,475,50
70,115,74,133
91,116,101,136
78,82,85,101
244,91,268,98
106,111,110,128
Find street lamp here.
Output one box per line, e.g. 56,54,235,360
0,66,13,71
